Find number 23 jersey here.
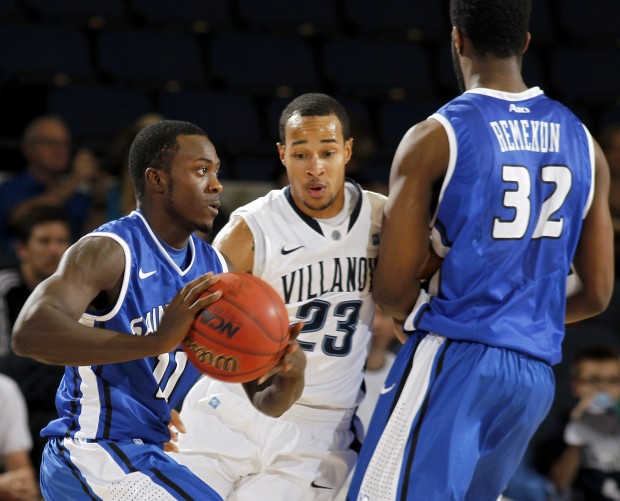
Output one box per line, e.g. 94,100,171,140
235,180,385,409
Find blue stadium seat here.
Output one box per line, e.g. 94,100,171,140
237,0,341,36
21,0,127,28
0,24,93,85
158,90,265,155
323,38,434,99
344,0,447,41
98,29,206,89
378,98,444,146
233,155,280,182
209,34,319,96
558,0,620,45
551,49,620,105
47,85,152,149
130,0,235,34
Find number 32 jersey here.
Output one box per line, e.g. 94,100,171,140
235,180,385,409
411,87,594,365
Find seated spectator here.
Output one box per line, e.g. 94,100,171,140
0,115,104,257
0,373,40,501
549,345,620,500
0,206,71,474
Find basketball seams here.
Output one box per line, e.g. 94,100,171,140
183,272,288,383
243,273,290,347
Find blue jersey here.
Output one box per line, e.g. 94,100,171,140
407,87,594,365
42,211,226,444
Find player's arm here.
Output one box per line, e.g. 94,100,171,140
12,236,221,365
374,119,450,322
212,215,254,274
213,217,306,416
241,322,305,417
565,139,614,323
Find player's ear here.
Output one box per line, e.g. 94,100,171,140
277,142,286,165
344,138,354,165
521,32,532,55
145,167,165,194
452,26,464,56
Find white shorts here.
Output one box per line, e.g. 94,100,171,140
170,377,363,501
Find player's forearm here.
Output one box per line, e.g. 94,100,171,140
249,374,304,418
12,303,166,365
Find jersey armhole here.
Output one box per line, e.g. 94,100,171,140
78,233,131,325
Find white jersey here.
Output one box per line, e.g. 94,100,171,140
237,180,384,409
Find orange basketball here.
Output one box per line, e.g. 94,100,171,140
183,272,290,383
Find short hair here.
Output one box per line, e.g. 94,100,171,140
13,205,71,243
278,93,351,144
128,119,207,201
570,345,620,379
450,0,531,58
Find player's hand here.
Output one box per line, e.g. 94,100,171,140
257,322,306,384
164,409,186,453
153,272,223,353
0,468,40,501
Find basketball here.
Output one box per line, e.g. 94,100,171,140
183,272,290,383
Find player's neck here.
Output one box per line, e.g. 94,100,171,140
465,59,528,94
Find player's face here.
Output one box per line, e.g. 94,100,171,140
165,134,222,234
277,113,353,219
573,359,620,402
18,221,71,280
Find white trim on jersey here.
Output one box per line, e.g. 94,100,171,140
62,438,174,498
74,366,103,439
133,210,197,276
582,124,596,219
358,334,446,500
78,232,132,324
429,113,457,258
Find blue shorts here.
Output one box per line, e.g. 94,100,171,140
40,437,223,500
348,333,554,500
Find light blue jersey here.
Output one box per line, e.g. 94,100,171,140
42,210,226,445
408,87,594,365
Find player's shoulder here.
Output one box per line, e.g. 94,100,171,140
232,187,288,220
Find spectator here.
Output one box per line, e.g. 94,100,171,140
549,345,620,500
0,206,71,474
0,373,40,501
0,115,104,257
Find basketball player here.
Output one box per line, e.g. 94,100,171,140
11,120,305,500
347,1,615,499
172,93,386,500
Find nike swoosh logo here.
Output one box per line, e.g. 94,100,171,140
310,481,333,490
281,245,305,255
380,383,396,395
138,268,156,279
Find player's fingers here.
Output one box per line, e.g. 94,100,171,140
169,409,186,434
287,322,304,341
179,272,218,300
192,289,223,311
257,364,283,384
163,441,179,453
